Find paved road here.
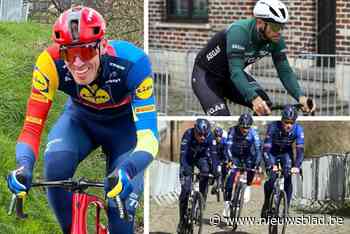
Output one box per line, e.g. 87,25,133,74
150,186,350,234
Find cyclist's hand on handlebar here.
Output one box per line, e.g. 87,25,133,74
7,166,32,197
299,96,315,113
252,96,271,116
291,167,300,174
106,169,133,200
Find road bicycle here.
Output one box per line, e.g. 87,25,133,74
225,164,257,231
179,172,214,234
8,177,127,234
266,161,299,234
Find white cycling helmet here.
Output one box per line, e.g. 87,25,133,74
253,0,289,24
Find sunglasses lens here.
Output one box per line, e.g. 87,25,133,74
269,22,283,32
60,43,98,62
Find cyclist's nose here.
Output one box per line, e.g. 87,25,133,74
72,56,85,67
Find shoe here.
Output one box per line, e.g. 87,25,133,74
177,220,184,234
211,186,217,195
243,186,251,203
222,201,230,217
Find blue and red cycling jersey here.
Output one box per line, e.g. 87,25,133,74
16,40,159,178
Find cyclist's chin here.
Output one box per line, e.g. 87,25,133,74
270,35,281,43
73,73,96,85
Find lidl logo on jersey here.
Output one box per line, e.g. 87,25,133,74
136,77,153,99
79,84,111,104
33,66,49,94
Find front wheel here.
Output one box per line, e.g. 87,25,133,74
268,190,288,234
230,183,246,231
190,191,203,234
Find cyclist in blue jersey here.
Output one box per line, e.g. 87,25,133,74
7,6,158,234
261,105,304,218
223,113,261,217
210,127,227,195
177,119,216,232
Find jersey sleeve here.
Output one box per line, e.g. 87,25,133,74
262,123,274,167
224,127,234,160
294,124,305,168
180,129,192,174
271,38,303,101
226,26,258,103
118,52,159,179
251,128,262,166
16,49,59,171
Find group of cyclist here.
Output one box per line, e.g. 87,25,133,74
178,104,305,232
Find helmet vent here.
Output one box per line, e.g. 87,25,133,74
279,8,286,18
70,20,79,41
54,31,60,39
93,27,100,35
269,6,279,18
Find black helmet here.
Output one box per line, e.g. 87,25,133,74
281,105,297,122
238,113,253,128
194,119,211,137
213,127,223,138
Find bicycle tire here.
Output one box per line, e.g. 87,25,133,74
230,182,246,231
190,191,203,234
268,190,288,234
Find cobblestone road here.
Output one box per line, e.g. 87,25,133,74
150,186,350,234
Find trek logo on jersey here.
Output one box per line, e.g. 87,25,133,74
206,45,221,61
32,66,49,94
231,44,245,50
207,103,225,115
136,77,153,99
79,84,111,104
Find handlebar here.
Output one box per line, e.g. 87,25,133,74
269,98,315,115
8,178,128,220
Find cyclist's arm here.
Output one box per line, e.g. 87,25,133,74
224,128,234,161
16,48,59,172
180,129,193,174
251,128,262,167
271,38,304,101
226,27,258,103
262,124,274,168
120,54,159,179
294,124,305,168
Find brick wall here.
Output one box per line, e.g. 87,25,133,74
336,0,350,55
149,0,350,55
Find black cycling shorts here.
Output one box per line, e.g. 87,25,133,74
191,63,271,116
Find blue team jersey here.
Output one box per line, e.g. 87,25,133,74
225,126,261,161
263,121,304,167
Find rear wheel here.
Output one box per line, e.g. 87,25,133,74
268,190,288,234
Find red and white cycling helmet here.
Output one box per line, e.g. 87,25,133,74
253,0,289,24
52,6,106,45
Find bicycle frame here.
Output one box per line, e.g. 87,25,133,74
8,178,127,234
71,192,108,234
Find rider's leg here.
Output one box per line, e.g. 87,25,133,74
191,64,230,115
279,153,293,206
44,106,96,234
196,157,210,203
262,155,277,214
224,71,273,109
